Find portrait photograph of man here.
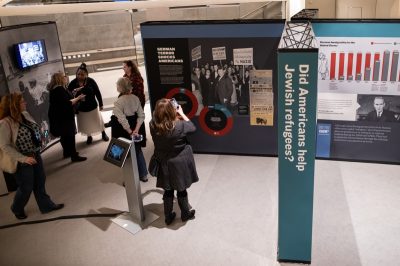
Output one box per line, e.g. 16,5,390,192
357,95,400,122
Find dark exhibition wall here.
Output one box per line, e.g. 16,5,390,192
0,22,64,147
1,19,398,163
141,20,285,155
141,19,400,164
312,20,400,164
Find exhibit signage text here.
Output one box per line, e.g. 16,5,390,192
277,50,317,263
157,47,183,63
283,64,310,171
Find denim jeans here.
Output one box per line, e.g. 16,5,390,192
135,143,148,178
11,152,56,214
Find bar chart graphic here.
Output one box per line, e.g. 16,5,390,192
328,50,399,82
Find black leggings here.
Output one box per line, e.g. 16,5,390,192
164,189,187,198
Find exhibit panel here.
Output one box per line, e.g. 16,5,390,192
0,22,64,147
313,21,400,164
141,20,285,155
277,21,318,263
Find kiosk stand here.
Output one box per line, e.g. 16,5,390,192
104,137,158,235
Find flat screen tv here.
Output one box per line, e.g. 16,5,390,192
103,138,132,168
14,40,48,69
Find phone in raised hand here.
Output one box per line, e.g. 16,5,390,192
170,98,179,109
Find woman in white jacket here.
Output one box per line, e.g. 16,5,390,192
111,77,148,182
0,92,64,220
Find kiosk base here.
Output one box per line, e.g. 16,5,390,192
112,210,159,235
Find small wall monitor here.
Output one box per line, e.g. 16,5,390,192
103,138,132,168
14,40,48,69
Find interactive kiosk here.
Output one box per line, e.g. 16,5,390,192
104,137,158,235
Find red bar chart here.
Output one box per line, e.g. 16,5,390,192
328,50,399,82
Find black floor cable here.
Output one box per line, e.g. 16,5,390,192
0,212,125,230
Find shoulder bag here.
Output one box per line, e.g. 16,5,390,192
148,154,160,177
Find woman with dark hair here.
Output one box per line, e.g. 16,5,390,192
123,60,147,147
0,92,64,220
149,98,198,225
68,63,109,144
112,77,148,182
48,72,87,162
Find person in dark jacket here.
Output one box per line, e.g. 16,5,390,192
149,98,199,225
68,63,109,144
215,67,234,106
48,72,87,162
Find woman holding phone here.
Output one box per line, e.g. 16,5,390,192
149,98,199,225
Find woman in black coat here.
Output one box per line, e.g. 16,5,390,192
149,98,199,225
48,72,87,162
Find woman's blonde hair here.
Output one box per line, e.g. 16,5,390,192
151,98,177,135
0,92,23,122
47,72,66,91
116,77,132,94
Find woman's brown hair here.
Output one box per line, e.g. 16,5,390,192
0,92,23,122
124,60,141,76
151,98,177,135
47,72,66,91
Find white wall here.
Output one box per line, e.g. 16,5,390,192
306,0,400,18
336,0,376,18
288,0,305,19
305,0,336,18
376,0,400,18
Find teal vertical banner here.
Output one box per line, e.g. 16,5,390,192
277,50,318,263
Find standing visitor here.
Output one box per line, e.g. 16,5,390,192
0,93,64,219
48,72,87,162
68,63,109,144
149,98,198,225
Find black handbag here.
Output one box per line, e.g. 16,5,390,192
148,154,160,177
110,114,146,147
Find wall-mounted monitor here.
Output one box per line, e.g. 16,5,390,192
103,138,131,168
14,40,48,69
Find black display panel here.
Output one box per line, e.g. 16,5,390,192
141,20,285,155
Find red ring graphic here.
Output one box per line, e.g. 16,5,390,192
199,105,234,136
165,87,198,119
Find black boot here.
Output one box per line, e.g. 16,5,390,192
177,196,195,222
71,154,87,162
163,194,176,225
102,131,109,141
86,136,93,145
11,206,27,220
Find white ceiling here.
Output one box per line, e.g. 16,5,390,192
0,0,285,17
